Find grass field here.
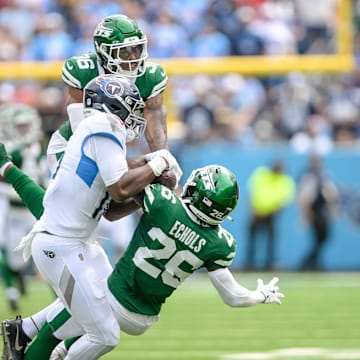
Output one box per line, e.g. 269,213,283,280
1,272,359,360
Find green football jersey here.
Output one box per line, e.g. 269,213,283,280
62,52,168,100
17,48,168,209
108,184,237,316
59,52,168,144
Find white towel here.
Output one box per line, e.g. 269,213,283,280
15,220,46,262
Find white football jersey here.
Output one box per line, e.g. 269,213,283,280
40,111,128,238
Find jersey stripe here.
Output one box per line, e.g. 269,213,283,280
62,67,82,88
59,265,75,308
92,192,111,220
214,259,233,267
76,132,124,187
147,76,168,99
143,185,155,213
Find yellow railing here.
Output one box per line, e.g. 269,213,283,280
0,53,355,80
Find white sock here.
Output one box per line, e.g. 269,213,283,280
22,302,55,339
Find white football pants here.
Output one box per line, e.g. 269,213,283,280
31,232,118,360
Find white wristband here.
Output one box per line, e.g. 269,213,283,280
0,161,12,177
145,150,159,162
148,156,167,177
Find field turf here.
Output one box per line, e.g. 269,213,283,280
1,272,359,360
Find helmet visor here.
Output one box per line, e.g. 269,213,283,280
100,38,148,76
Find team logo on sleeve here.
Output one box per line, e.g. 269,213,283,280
96,76,124,98
42,249,55,259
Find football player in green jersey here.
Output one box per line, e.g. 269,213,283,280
48,14,170,172
0,150,284,360
46,14,180,266
0,104,46,311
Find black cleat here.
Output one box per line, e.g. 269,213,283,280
1,316,31,360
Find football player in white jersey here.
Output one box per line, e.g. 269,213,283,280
8,73,179,360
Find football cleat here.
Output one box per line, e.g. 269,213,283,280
1,315,31,360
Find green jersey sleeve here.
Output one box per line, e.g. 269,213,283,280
58,120,73,140
62,53,101,90
4,166,45,219
135,61,168,101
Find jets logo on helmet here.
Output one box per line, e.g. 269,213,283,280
96,76,124,98
94,24,112,37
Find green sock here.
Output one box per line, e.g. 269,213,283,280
24,322,60,360
64,336,80,350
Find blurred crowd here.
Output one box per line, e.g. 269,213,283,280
0,0,360,153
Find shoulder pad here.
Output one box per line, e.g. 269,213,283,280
135,61,168,100
62,53,100,90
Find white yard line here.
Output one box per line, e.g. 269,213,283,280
220,348,360,359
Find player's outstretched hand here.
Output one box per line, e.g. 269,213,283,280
256,277,284,305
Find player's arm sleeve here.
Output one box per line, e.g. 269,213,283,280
92,135,128,186
208,268,265,307
4,166,45,219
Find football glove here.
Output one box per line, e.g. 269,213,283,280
146,149,183,186
256,277,284,305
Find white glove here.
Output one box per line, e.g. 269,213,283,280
144,150,161,162
145,149,176,170
146,149,183,185
50,341,68,360
256,277,284,305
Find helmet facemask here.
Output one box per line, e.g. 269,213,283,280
97,37,148,77
101,94,146,142
93,15,148,78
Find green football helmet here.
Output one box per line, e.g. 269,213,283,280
0,103,42,150
93,14,148,77
182,165,239,225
